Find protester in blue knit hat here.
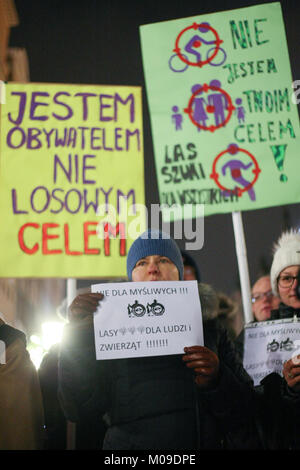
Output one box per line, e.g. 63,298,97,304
127,229,184,281
58,229,257,450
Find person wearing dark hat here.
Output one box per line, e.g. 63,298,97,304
58,229,256,450
181,250,201,282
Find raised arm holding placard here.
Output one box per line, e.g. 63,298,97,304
58,229,258,450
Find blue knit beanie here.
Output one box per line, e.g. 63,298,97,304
127,229,184,280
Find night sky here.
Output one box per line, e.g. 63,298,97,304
8,0,300,295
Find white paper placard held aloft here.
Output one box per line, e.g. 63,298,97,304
243,319,300,385
92,280,203,360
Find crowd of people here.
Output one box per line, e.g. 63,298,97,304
1,228,300,450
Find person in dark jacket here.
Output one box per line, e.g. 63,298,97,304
58,229,256,450
256,229,300,449
0,318,45,449
236,230,300,449
269,229,300,395
39,343,107,449
38,344,67,449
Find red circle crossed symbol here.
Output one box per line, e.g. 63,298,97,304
173,22,223,68
184,83,235,132
210,145,261,197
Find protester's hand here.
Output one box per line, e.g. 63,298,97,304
283,355,300,392
182,345,219,389
68,293,103,323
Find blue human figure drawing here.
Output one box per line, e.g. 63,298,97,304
235,98,245,123
207,79,228,127
191,84,208,131
172,105,183,130
184,23,215,64
222,159,256,201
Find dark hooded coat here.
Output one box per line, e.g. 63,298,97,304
58,284,257,450
234,302,300,449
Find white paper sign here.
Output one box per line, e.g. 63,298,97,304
92,280,203,360
243,319,300,385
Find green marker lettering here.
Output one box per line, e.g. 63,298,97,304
230,20,248,49
254,18,269,45
270,144,288,182
279,119,295,139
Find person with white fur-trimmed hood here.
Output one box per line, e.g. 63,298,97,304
270,229,300,391
248,228,300,450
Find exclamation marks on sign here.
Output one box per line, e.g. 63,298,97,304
270,144,288,182
179,287,188,294
146,339,168,348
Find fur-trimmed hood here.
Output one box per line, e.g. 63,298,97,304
198,283,219,321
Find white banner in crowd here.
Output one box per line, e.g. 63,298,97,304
92,280,203,360
243,319,300,385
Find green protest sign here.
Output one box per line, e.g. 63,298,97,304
140,2,300,220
